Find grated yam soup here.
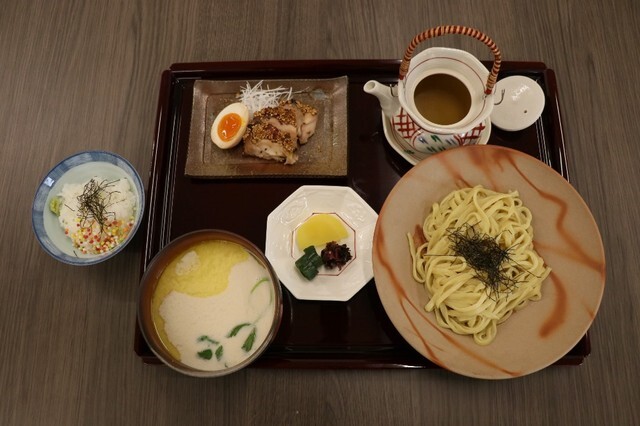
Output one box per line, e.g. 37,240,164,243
151,240,276,371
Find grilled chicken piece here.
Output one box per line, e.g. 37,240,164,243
253,105,298,142
295,101,318,144
242,99,318,164
243,122,299,164
281,100,318,144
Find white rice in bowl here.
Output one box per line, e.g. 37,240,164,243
50,177,137,255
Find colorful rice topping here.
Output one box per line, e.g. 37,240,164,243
49,177,137,255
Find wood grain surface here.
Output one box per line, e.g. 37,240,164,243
1,0,638,425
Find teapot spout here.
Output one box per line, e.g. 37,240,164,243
364,80,398,118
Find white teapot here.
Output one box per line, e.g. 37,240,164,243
364,26,502,160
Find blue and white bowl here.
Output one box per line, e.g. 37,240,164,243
32,151,145,266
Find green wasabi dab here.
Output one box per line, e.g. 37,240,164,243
49,196,63,216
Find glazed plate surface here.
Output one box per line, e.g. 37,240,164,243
373,145,605,379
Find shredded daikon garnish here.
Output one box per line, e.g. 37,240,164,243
237,81,294,118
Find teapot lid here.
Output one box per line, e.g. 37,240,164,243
491,76,545,131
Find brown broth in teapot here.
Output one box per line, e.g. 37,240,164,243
414,73,471,125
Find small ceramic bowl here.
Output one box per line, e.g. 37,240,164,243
32,150,145,266
137,230,283,377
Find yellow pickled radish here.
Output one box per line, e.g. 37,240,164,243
296,214,348,250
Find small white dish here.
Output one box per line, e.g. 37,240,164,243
32,150,145,266
491,76,546,131
265,186,378,301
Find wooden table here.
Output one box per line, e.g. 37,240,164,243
2,0,638,424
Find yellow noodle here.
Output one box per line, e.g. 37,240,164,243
408,185,551,345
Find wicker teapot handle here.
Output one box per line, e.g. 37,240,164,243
399,26,502,95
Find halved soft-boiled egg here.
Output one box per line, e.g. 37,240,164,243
210,102,249,149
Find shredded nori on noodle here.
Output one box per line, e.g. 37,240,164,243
446,224,518,300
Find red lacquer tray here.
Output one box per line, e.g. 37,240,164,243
134,60,589,368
